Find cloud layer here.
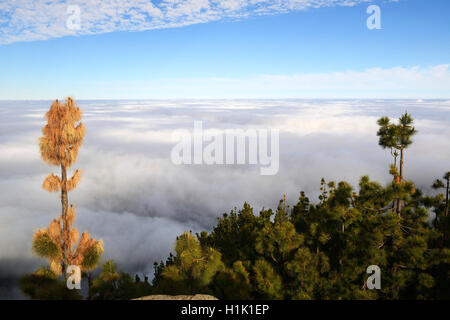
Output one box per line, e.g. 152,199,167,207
0,98,449,298
81,64,450,99
0,0,372,44
3,64,449,100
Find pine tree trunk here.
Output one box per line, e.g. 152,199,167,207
87,272,93,299
61,163,69,276
397,148,404,216
445,178,449,217
399,148,404,180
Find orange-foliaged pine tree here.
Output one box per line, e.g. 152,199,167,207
33,97,103,276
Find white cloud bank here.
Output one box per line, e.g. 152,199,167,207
21,64,448,100
0,98,449,298
0,0,373,44
0,99,449,297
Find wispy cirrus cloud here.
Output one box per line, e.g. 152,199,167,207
0,0,373,44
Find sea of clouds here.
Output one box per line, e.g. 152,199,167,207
0,99,449,298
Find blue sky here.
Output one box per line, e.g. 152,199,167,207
0,0,449,99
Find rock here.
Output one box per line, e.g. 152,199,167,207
134,294,218,300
